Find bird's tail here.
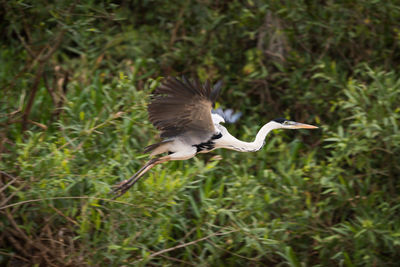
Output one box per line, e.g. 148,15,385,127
144,140,173,156
111,156,170,199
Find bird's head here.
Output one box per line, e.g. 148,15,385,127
272,118,318,129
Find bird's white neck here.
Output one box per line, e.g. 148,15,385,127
215,121,281,152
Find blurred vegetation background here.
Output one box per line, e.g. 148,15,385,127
1,0,400,266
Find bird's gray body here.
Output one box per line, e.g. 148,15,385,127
145,77,225,160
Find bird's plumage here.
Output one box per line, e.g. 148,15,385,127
112,76,317,198
148,77,221,139
212,108,242,124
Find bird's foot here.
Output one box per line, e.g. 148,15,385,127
110,179,134,199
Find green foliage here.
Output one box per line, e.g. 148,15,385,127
1,0,400,266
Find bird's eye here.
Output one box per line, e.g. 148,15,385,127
283,121,289,125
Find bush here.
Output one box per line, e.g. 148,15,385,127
1,1,399,266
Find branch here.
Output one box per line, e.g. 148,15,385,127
134,229,238,263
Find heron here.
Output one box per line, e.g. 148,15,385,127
113,76,318,197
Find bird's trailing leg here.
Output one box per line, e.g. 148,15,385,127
112,155,171,199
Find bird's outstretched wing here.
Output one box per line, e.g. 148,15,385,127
212,108,242,124
148,77,222,139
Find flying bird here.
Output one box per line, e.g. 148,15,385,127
113,77,317,197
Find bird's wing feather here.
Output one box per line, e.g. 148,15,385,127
148,77,222,139
212,108,242,124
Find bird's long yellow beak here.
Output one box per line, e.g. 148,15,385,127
293,122,318,129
